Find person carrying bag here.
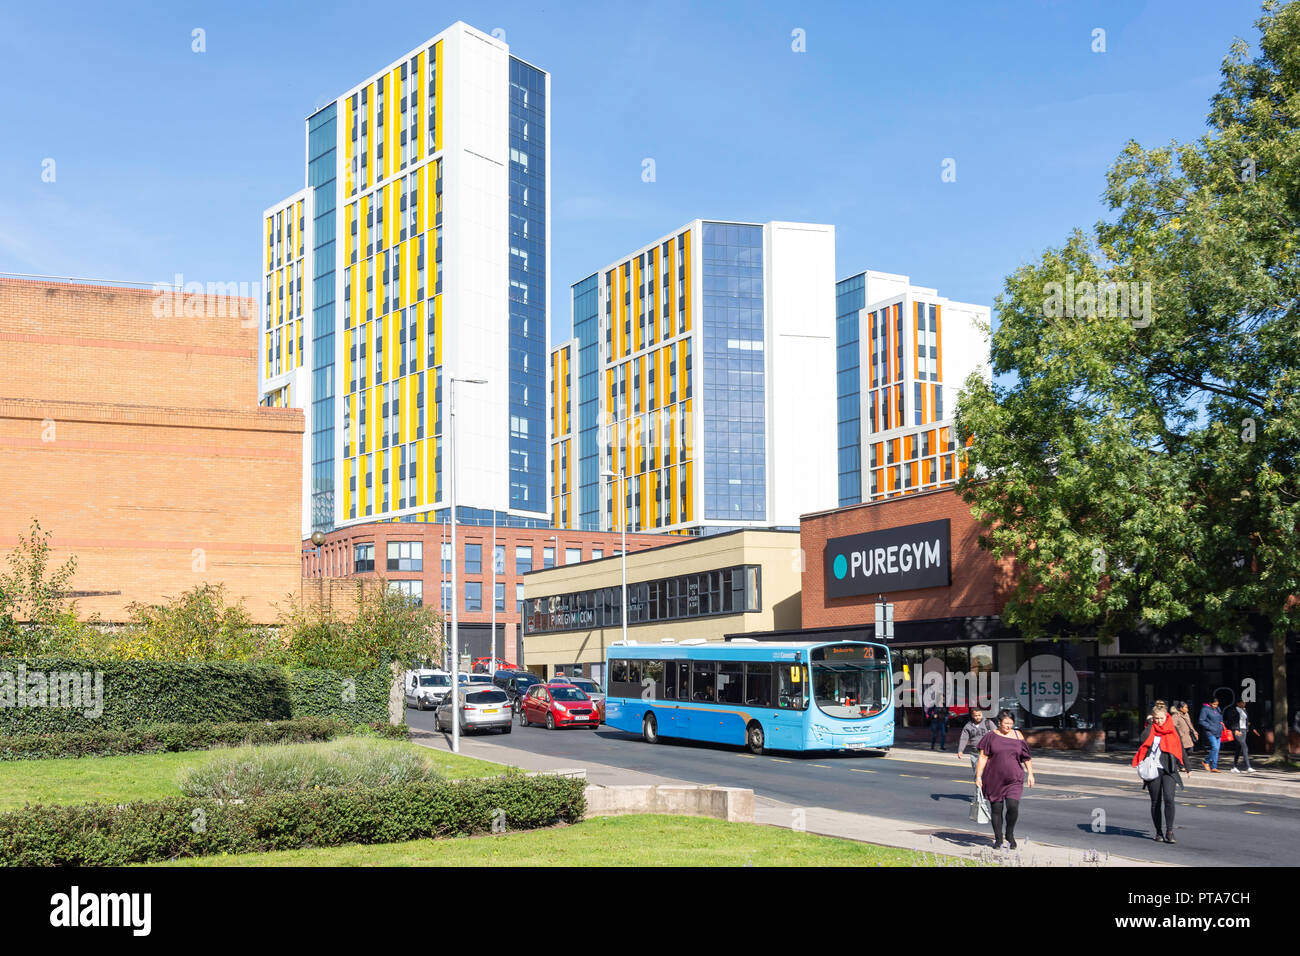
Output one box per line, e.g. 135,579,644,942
1133,703,1186,844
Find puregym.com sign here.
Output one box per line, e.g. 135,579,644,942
825,519,951,598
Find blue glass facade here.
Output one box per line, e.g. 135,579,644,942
308,104,338,531
836,273,865,506
508,57,547,515
701,222,766,522
572,273,601,529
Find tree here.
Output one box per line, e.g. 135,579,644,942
278,582,445,671
0,518,81,655
958,1,1300,761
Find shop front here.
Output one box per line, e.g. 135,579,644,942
795,489,1299,752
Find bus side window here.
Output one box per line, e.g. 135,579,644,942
663,662,677,699
778,664,807,710
611,660,627,684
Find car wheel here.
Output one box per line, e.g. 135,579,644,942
643,713,659,744
746,721,765,756
546,713,556,730
518,708,528,727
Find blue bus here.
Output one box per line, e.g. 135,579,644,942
604,640,893,754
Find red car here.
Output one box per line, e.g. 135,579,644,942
518,682,600,730
474,657,520,674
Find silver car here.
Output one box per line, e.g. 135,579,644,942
435,687,514,735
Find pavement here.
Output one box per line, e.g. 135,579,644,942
888,741,1299,798
411,727,1187,866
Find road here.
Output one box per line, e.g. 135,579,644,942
407,706,1300,866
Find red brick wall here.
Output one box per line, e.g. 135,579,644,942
0,280,302,624
800,488,1016,629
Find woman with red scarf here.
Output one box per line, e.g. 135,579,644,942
1132,702,1185,843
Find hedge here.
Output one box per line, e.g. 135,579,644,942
287,667,392,724
0,717,350,762
0,658,392,734
0,775,587,866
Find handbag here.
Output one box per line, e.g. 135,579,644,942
1137,734,1163,781
969,785,991,824
1220,726,1234,743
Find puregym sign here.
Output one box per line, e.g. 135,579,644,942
825,519,951,598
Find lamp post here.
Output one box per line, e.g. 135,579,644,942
448,374,487,754
601,468,628,647
490,509,497,676
309,530,325,577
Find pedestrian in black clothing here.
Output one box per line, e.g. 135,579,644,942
1222,700,1259,773
926,703,950,750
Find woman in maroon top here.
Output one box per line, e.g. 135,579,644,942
975,709,1035,849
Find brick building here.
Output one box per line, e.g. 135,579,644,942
0,278,305,623
302,520,679,667
794,489,1298,752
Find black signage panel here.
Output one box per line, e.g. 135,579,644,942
824,519,951,598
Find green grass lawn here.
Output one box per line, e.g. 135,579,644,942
0,737,506,811
147,814,968,867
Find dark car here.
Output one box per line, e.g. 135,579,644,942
494,670,542,711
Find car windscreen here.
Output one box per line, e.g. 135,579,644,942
419,675,450,687
465,691,508,704
514,675,540,687
571,680,601,694
550,687,588,702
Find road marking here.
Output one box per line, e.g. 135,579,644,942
772,758,792,763
952,780,973,785
811,764,832,769
898,773,930,779
1245,810,1263,815
737,754,755,759
849,768,876,774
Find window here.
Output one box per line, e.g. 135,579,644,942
516,545,533,574
516,582,524,613
388,580,423,606
441,542,451,573
777,664,809,710
465,581,482,612
718,662,744,704
353,543,375,573
565,547,582,565
495,582,505,612
543,547,555,569
465,543,482,574
386,540,422,571
745,662,774,707
494,544,506,575
592,548,603,559
691,661,716,703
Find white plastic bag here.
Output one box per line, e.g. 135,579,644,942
969,785,991,824
1137,734,1163,781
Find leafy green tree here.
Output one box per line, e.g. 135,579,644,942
115,584,271,662
959,0,1300,760
278,582,444,671
0,518,81,654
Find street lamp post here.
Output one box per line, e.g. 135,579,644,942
448,374,487,755
601,469,628,647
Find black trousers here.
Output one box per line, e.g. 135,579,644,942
1148,772,1176,833
990,798,1020,842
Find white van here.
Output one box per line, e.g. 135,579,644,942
404,669,452,711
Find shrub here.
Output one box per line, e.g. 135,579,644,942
178,740,438,800
0,657,292,734
286,666,391,724
277,586,444,671
0,717,346,762
0,775,588,866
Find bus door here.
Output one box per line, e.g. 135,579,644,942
661,661,691,735
769,662,809,749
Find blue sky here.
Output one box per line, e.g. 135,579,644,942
0,0,1267,343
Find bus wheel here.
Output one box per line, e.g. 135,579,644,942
746,721,765,755
642,713,659,744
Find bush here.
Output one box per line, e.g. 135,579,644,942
179,740,439,800
0,775,588,866
286,666,391,724
0,657,292,734
0,718,347,762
